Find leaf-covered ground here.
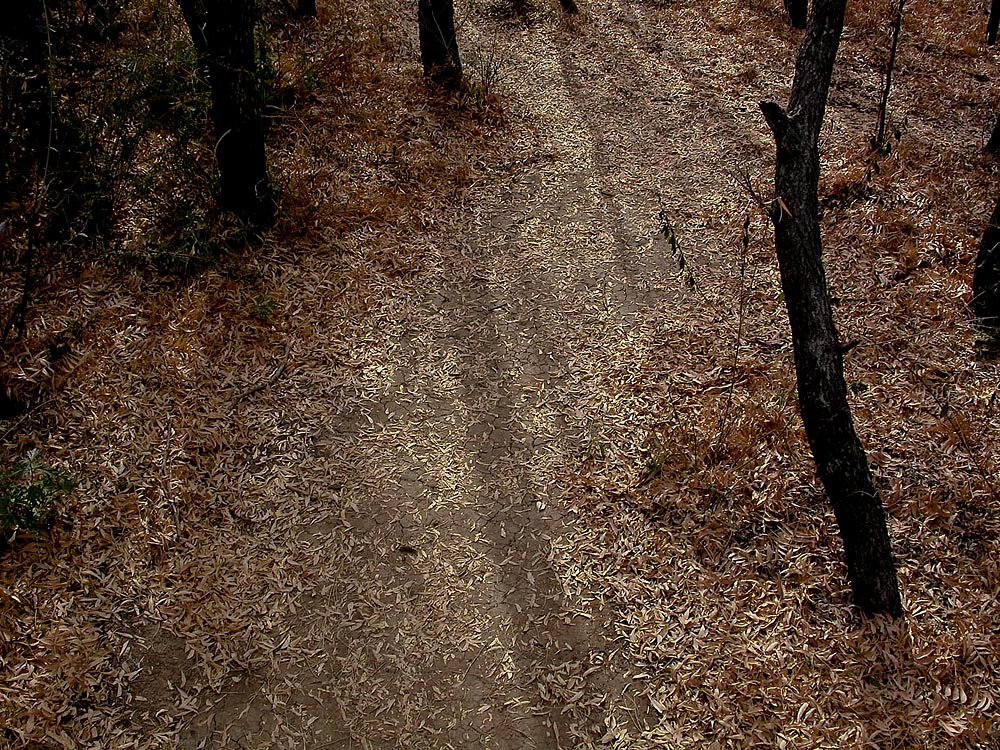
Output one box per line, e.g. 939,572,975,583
1,0,998,747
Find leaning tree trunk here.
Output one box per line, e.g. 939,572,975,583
973,197,1000,329
203,0,274,226
760,0,903,617
785,0,808,28
418,0,462,90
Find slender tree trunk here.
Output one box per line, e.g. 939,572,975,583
203,0,274,225
873,0,906,152
989,0,1000,44
418,0,462,90
973,197,1000,329
760,0,903,617
177,0,211,78
4,0,94,241
785,0,808,28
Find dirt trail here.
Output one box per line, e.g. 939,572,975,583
133,4,778,748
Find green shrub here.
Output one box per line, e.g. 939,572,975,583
0,450,74,545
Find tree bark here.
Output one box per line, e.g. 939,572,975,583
418,0,462,90
203,0,274,226
760,0,903,617
989,0,1000,44
785,0,808,28
973,197,1000,329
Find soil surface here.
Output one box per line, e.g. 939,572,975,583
131,3,760,746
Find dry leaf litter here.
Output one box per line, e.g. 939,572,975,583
1,0,999,747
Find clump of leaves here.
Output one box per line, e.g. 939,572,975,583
250,293,277,321
0,450,74,546
658,200,696,290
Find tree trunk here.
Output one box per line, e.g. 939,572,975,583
973,197,1000,329
177,0,211,78
989,0,1000,44
760,0,903,617
203,0,274,226
3,0,95,242
5,0,53,166
785,0,808,28
559,0,579,13
418,0,462,90
872,0,905,152
986,114,1000,155
298,0,317,17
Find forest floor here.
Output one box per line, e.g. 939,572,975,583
2,0,1000,748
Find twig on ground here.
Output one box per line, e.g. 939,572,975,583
230,340,293,410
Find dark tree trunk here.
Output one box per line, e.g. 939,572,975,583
986,114,1000,155
297,0,317,17
785,0,808,28
760,0,903,617
2,0,95,241
5,0,53,165
418,0,462,90
989,0,1000,44
559,0,579,13
973,198,1000,328
177,0,211,77
203,0,274,226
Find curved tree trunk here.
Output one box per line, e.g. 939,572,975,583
418,0,462,90
203,0,274,226
760,0,903,617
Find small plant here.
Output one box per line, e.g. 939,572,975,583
250,294,278,321
637,430,668,486
0,450,75,546
461,38,507,113
657,198,696,290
